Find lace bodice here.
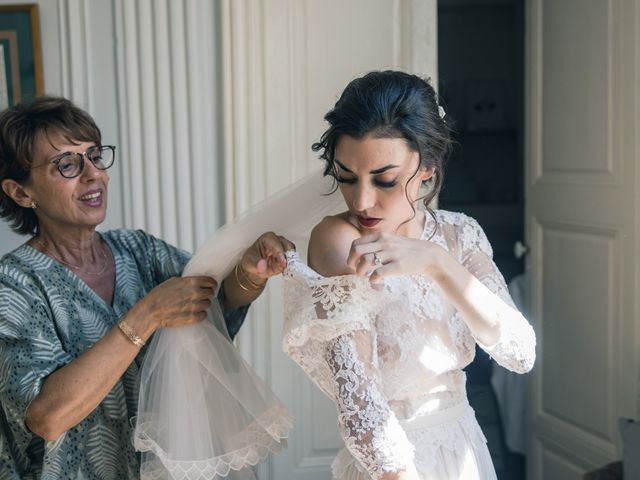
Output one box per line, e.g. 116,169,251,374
282,210,536,479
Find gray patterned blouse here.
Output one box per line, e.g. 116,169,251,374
0,229,248,479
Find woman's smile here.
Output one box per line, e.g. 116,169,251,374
78,189,103,207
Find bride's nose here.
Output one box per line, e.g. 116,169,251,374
352,183,376,211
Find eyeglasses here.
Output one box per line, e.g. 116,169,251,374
45,145,116,179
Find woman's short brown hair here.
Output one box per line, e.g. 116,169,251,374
0,96,102,235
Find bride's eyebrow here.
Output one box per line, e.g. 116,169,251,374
370,164,398,174
335,159,398,175
335,160,353,173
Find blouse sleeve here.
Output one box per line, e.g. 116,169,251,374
0,280,72,446
143,230,191,283
456,216,536,373
283,259,414,479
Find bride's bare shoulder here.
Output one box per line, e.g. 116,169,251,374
308,213,359,277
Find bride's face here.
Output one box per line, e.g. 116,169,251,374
334,134,434,236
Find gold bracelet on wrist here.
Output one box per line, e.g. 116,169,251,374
118,319,146,348
234,263,266,291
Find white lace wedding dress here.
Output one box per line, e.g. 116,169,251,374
282,210,536,480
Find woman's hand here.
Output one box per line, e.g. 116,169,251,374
128,276,218,338
221,232,296,309
346,232,449,283
239,231,296,286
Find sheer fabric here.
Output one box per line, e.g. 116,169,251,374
134,169,345,479
282,210,536,480
134,309,292,480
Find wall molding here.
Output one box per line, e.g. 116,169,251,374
57,0,89,106
113,0,224,252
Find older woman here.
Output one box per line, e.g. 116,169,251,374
0,96,292,479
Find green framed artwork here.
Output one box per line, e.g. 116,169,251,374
0,4,43,110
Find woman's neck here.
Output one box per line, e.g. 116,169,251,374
30,226,104,268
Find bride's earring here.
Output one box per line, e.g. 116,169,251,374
30,201,38,209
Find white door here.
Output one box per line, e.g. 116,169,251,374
221,1,438,478
525,0,639,477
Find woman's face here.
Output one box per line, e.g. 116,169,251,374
25,132,109,234
334,135,433,236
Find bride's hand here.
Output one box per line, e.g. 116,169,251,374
346,231,447,283
240,231,296,283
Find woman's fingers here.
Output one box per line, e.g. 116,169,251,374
368,262,399,283
278,235,296,252
243,232,296,277
150,276,218,328
348,235,417,280
258,232,287,269
352,251,375,276
346,233,385,269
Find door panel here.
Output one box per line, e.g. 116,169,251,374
540,223,616,440
525,0,638,477
540,442,587,480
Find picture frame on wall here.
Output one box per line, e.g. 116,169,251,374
0,4,43,110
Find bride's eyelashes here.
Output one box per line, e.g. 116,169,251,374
336,176,398,189
335,176,356,185
375,179,397,188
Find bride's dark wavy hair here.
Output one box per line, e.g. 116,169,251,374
312,70,452,232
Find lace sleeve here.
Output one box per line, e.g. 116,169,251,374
282,253,415,478
457,216,536,373
326,331,414,479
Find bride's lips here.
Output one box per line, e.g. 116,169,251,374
357,216,381,228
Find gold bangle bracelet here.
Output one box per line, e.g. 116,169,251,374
234,263,251,291
118,320,145,348
239,262,266,289
234,263,266,291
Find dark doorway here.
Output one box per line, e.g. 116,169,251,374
438,0,526,478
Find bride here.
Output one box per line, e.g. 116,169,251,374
281,70,536,480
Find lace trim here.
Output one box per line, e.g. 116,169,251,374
135,405,292,479
283,255,382,397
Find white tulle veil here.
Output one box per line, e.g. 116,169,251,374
134,168,345,479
